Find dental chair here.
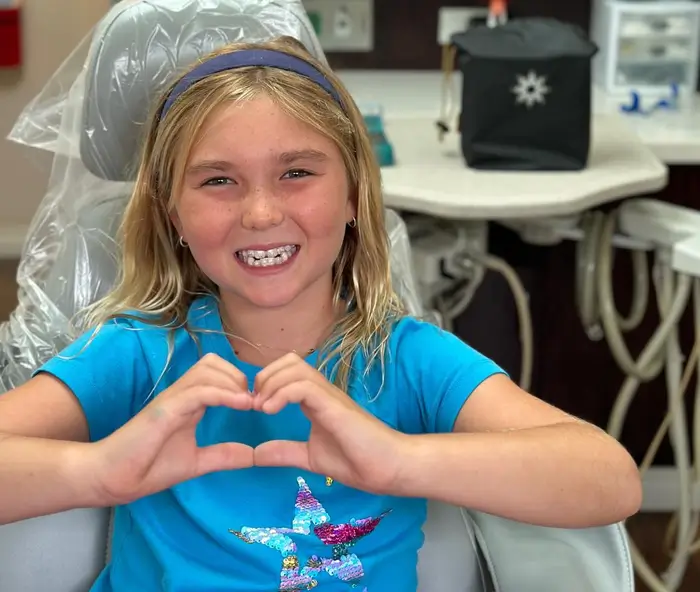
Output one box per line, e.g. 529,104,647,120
0,1,634,590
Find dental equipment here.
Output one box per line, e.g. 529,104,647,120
507,200,700,591
407,216,533,392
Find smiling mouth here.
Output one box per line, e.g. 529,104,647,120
235,245,299,267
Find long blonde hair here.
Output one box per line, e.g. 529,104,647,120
82,36,404,391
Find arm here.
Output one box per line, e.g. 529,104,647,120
390,320,641,528
0,377,104,524
396,373,642,528
0,321,147,525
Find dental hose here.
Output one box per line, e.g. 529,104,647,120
576,207,700,591
472,251,533,393
443,249,533,393
428,221,534,393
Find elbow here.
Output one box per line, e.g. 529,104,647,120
601,446,643,524
618,456,643,519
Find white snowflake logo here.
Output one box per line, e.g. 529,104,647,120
511,70,550,108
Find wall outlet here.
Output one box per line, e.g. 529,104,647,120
303,0,374,52
437,6,489,45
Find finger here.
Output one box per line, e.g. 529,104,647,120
253,352,304,393
195,442,255,475
253,364,314,410
254,440,310,470
198,353,250,393
258,381,331,416
168,386,254,417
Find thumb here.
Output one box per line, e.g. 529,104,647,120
194,442,255,476
254,440,310,470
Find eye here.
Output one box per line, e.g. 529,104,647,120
201,176,233,187
282,169,312,180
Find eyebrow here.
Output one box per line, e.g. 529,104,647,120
186,150,329,176
185,160,232,176
278,149,329,164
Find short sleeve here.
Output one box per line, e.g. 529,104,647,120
33,319,150,442
393,318,507,434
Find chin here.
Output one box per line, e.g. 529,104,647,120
220,281,306,310
241,289,302,309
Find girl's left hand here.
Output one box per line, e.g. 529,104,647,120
252,353,407,495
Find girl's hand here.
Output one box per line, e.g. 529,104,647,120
252,353,407,495
91,354,255,505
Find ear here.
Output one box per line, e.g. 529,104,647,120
345,189,357,224
170,209,183,236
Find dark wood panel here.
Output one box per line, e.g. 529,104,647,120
627,513,700,591
0,259,17,323
327,0,592,70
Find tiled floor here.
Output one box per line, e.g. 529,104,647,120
0,258,699,589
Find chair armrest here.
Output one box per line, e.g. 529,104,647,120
0,508,110,592
465,510,634,592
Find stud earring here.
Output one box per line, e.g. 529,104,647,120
178,236,189,248
347,217,357,228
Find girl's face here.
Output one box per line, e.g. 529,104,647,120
171,95,355,311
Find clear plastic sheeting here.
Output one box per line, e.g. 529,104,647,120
0,0,425,392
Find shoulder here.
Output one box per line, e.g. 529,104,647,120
386,316,506,433
72,295,217,355
64,314,168,358
388,316,483,361
44,299,209,378
387,315,506,396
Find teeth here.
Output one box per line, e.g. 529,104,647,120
237,245,297,267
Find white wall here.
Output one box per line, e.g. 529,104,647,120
0,0,109,257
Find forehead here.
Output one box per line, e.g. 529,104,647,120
189,95,338,161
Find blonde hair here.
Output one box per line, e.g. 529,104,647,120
82,36,404,391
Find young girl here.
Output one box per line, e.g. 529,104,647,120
0,37,640,591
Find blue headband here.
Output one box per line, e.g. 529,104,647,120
160,49,343,118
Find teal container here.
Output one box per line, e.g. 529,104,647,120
363,113,395,167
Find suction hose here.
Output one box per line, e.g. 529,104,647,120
440,250,533,392
576,208,699,591
428,222,534,393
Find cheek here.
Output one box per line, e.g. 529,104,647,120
177,198,236,247
296,197,347,244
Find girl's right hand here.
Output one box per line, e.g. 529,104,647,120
89,353,254,505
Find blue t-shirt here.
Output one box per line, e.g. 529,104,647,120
36,295,504,591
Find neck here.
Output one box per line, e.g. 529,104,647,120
218,281,340,366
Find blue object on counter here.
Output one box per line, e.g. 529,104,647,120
363,113,396,167
620,83,679,116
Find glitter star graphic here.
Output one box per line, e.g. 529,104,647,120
230,476,390,591
511,70,550,108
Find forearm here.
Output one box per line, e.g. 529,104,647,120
0,433,104,525
394,422,642,528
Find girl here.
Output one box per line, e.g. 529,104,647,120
0,37,641,591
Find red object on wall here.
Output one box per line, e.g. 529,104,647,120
0,5,21,68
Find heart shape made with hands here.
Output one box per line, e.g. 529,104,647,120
238,352,408,495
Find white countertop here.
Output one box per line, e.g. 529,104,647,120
336,70,668,219
338,70,700,166
379,115,667,220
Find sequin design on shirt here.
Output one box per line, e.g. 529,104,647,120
230,476,391,591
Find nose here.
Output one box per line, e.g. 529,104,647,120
240,187,284,231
